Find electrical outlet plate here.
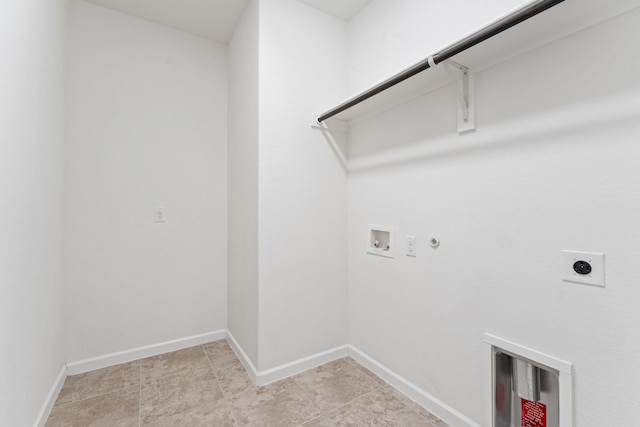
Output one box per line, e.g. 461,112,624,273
562,250,604,287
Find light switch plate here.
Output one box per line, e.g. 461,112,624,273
154,207,167,223
562,250,604,287
406,235,416,257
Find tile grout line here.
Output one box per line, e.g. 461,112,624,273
295,383,386,426
291,359,385,426
50,362,142,408
47,361,145,424
290,373,326,425
138,360,141,427
145,344,217,423
343,357,440,424
331,382,383,412
349,357,442,424
203,341,240,426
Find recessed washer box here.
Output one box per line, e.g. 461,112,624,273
562,250,605,287
367,224,394,258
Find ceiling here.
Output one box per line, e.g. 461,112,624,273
85,0,250,42
298,0,371,21
84,0,371,43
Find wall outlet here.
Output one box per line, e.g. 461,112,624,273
562,250,604,287
154,207,167,223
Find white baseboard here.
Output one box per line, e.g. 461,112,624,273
348,346,481,427
225,330,259,384
226,331,348,387
33,364,67,427
66,330,226,375
257,344,348,386
226,340,479,424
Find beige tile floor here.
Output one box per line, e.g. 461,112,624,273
46,340,449,426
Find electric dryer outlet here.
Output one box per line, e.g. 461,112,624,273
562,250,605,287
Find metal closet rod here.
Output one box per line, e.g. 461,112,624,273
317,0,565,123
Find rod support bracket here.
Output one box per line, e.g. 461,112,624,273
310,114,348,133
442,60,475,133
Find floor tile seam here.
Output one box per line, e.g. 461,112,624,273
289,374,327,421
343,357,441,422
202,343,228,390
203,343,241,426
328,358,383,387
211,368,245,402
376,386,445,426
138,360,142,427
139,346,211,367
344,356,384,383
140,360,212,379
56,360,144,407
296,413,323,426
290,360,386,416
284,375,325,424
296,384,390,427
405,401,443,424
379,384,444,423
140,363,217,388
143,371,226,399
139,392,196,426
335,386,422,427
340,357,444,421
343,356,365,371
140,370,192,389
220,383,247,426
140,401,217,427
139,371,228,423
323,382,385,415
53,383,141,408
295,416,319,427
220,392,241,426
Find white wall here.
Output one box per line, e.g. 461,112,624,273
65,0,228,361
257,0,349,370
347,0,526,93
0,0,67,424
228,0,260,366
347,2,640,426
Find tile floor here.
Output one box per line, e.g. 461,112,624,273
45,340,449,426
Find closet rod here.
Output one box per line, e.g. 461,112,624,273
317,0,565,123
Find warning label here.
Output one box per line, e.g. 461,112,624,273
521,398,546,427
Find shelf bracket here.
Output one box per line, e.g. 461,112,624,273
310,114,348,133
441,59,475,133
